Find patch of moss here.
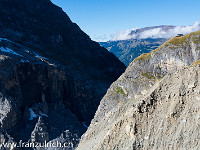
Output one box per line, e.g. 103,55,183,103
141,72,155,79
192,37,200,45
134,53,151,61
115,87,126,96
190,59,200,66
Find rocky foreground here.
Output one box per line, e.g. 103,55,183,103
77,31,200,150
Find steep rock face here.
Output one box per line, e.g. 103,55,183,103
77,31,200,149
94,31,200,124
0,0,125,123
0,0,125,149
0,40,86,149
31,117,49,143
0,0,124,76
0,94,18,129
78,64,200,150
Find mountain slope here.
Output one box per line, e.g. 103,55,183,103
100,38,167,66
0,0,125,149
77,30,200,149
100,25,176,66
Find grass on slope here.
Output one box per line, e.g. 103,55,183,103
134,30,200,62
141,72,155,79
115,87,126,96
190,59,200,66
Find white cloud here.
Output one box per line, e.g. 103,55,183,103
110,28,137,41
139,21,200,39
139,28,167,39
110,21,200,41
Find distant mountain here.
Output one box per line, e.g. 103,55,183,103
129,25,175,37
100,38,168,66
100,24,200,66
100,25,177,66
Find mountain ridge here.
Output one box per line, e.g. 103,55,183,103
0,0,125,149
100,24,200,66
100,38,168,66
77,30,200,150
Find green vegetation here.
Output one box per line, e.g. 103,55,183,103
190,59,200,66
166,30,200,45
134,53,151,61
115,87,126,96
133,30,200,62
141,72,155,79
192,36,200,45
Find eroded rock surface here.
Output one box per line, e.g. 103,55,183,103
77,31,200,150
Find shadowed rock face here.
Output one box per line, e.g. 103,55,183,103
0,0,124,77
0,0,125,149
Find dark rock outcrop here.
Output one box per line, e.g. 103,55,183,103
31,117,49,143
0,0,125,149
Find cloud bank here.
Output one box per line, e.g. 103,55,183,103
110,21,200,41
110,28,138,41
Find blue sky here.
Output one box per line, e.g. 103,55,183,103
51,0,200,42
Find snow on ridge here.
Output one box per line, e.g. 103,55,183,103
29,108,38,120
0,47,23,57
0,37,24,47
0,37,56,66
33,52,56,66
20,59,30,63
82,122,88,128
39,112,48,117
29,108,48,121
0,55,9,61
33,52,48,60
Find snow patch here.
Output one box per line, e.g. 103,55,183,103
33,52,56,66
29,108,38,120
182,119,187,123
82,122,88,128
0,37,21,46
196,97,200,101
0,55,9,61
20,59,30,63
0,47,23,57
29,108,48,120
33,52,48,60
39,112,48,117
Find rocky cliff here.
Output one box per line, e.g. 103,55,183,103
0,0,125,149
77,31,200,149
